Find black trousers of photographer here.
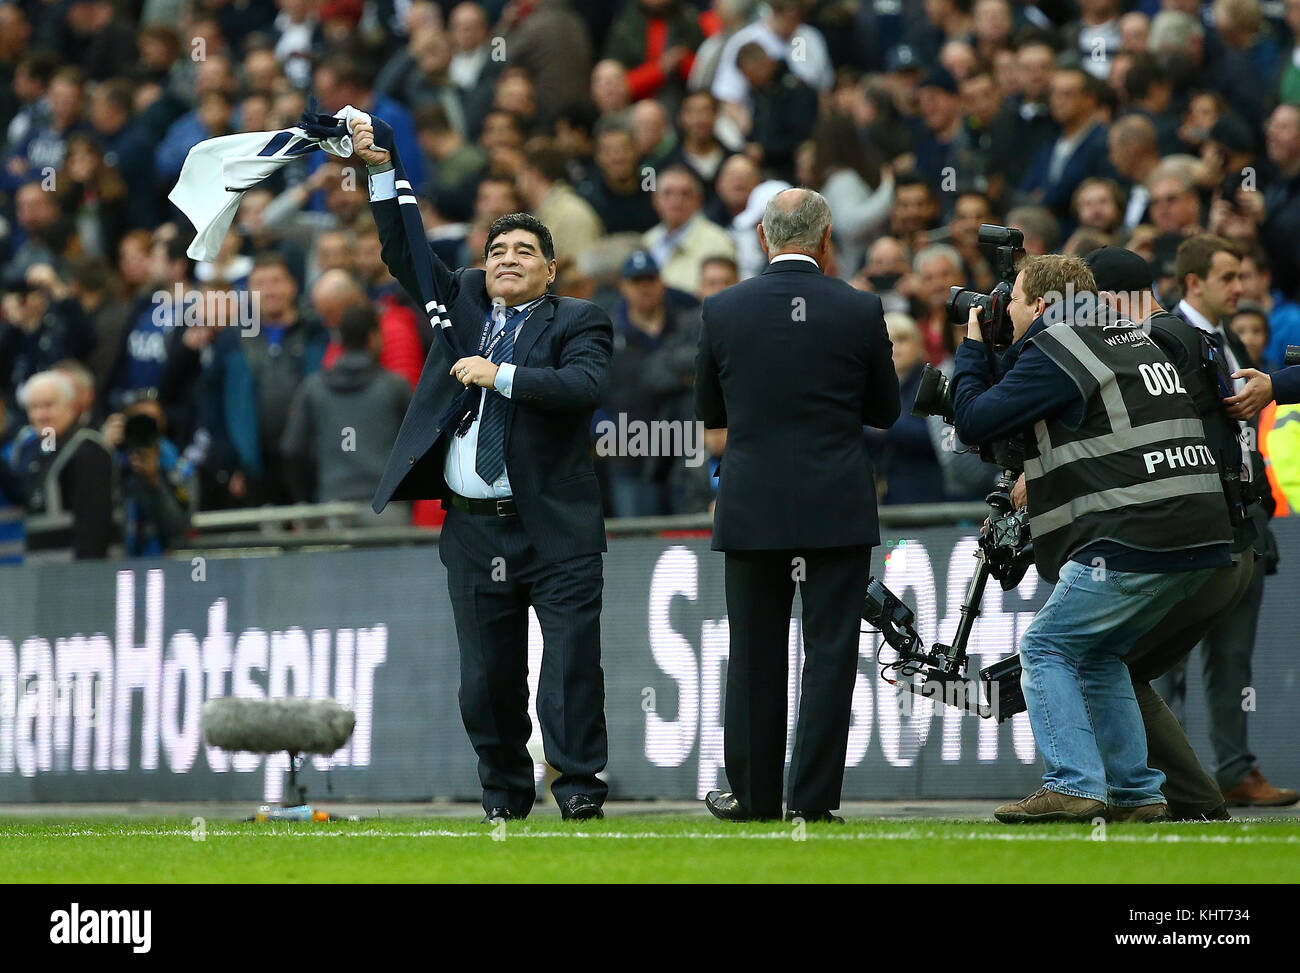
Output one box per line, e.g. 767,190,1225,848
723,545,873,818
1127,551,1257,810
1149,552,1263,793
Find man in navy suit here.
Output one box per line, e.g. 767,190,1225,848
352,118,613,823
696,188,900,822
1019,67,1111,224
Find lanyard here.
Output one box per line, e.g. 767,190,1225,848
476,298,545,359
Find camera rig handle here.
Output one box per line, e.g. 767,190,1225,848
861,467,1032,721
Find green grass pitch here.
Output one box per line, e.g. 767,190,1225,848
3,815,1299,883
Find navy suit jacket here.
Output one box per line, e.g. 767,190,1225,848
1018,122,1110,218
369,198,613,562
1272,366,1300,406
695,258,900,551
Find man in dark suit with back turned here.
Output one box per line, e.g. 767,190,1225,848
695,188,900,823
351,116,614,823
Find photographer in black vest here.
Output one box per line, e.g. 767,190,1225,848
1086,242,1298,812
951,254,1233,824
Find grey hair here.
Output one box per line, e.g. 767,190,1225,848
17,370,76,409
761,188,832,252
1149,10,1204,51
913,243,964,275
1146,154,1199,191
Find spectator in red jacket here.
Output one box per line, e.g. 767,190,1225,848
315,270,423,390
603,0,703,102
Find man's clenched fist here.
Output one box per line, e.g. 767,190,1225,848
349,115,390,166
450,356,500,389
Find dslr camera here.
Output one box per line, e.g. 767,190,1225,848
911,224,1024,425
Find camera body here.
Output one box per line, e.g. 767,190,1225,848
943,224,1024,347
913,224,1026,435
123,414,160,451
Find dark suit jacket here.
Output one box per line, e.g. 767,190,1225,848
695,258,900,551
369,198,613,562
1018,122,1111,219
1170,304,1274,515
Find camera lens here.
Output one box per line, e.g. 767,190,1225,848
911,363,954,423
946,286,975,325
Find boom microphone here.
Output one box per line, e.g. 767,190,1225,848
201,697,356,755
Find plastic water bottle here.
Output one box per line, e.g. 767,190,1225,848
256,804,315,822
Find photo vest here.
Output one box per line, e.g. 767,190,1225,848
1145,310,1261,552
1022,320,1232,583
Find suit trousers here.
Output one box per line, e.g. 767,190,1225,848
1127,551,1257,810
1151,552,1264,792
439,507,608,816
722,544,873,818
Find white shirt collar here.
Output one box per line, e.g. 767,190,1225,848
770,253,820,267
1177,299,1218,334
494,296,546,319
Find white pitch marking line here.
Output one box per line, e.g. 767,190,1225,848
1,828,1297,845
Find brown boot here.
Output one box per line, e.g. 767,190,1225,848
1107,803,1170,823
994,787,1106,823
1222,769,1300,807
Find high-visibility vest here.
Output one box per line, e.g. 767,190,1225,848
1261,401,1299,516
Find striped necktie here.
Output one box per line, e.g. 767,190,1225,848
475,306,519,485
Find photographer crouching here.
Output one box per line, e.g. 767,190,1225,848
951,254,1233,824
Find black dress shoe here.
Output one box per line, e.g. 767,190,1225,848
705,790,761,822
1167,802,1231,822
785,810,845,824
481,807,521,824
559,794,604,820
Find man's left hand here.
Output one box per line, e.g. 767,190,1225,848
1011,472,1027,511
450,356,499,389
1224,368,1273,420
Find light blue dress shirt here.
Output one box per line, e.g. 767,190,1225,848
445,302,537,499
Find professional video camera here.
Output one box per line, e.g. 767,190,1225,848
911,224,1024,428
862,468,1031,722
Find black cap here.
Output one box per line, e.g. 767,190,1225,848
1209,114,1254,156
1084,246,1154,293
621,250,660,279
919,65,958,95
885,44,920,73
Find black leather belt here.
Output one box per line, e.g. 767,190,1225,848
447,492,518,517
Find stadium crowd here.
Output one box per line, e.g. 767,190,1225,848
2,0,1300,560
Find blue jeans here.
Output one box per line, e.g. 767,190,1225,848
1019,559,1219,806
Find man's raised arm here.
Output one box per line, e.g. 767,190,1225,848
349,115,458,311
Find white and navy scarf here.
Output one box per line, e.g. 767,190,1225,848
171,104,483,436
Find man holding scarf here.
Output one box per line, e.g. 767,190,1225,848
352,115,614,823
